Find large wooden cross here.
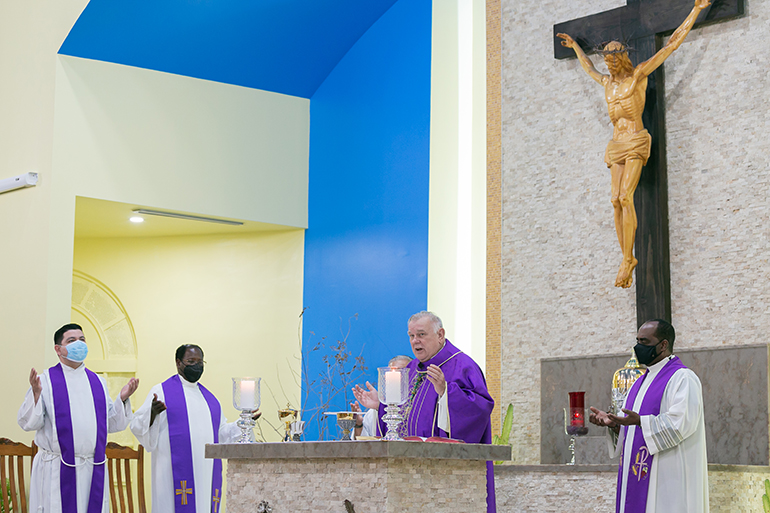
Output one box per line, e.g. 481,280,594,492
553,0,743,327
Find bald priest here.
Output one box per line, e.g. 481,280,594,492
354,311,496,512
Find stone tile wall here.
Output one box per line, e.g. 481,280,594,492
226,457,487,512
498,0,770,466
708,468,770,513
664,1,770,344
494,466,770,512
495,467,616,512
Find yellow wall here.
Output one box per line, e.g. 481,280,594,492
46,54,310,376
0,0,90,442
52,56,309,229
0,19,309,443
73,230,304,440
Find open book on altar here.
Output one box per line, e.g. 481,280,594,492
403,436,464,443
353,436,465,442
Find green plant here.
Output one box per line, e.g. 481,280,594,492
762,478,770,512
0,479,13,513
493,403,514,465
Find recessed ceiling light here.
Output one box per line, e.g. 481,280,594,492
129,216,144,223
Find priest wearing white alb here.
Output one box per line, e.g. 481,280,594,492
131,344,259,513
590,319,709,513
18,323,139,513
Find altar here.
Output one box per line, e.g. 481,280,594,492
206,440,511,512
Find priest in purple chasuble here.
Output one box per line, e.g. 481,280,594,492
590,320,709,513
353,311,496,513
131,344,258,513
17,323,139,513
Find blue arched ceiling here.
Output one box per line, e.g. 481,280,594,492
59,0,400,99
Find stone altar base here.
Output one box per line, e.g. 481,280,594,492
207,441,510,513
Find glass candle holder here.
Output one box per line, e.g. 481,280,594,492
563,391,588,465
232,377,261,443
568,391,586,428
377,367,409,440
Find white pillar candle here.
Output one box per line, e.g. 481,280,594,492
240,380,256,410
385,369,401,403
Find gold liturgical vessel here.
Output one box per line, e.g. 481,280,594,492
278,404,298,442
611,350,646,415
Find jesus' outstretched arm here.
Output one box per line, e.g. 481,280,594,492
556,33,606,84
638,0,711,77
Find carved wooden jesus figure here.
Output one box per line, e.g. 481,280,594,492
558,0,710,288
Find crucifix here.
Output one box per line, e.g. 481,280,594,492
553,0,743,326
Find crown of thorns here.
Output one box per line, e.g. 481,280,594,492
594,41,635,56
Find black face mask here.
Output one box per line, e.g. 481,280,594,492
634,342,661,366
182,363,204,383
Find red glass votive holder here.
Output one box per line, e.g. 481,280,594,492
569,391,585,427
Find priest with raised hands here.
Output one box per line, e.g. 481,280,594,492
131,344,259,513
18,323,139,513
589,319,708,513
352,311,496,512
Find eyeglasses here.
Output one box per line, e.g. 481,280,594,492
181,359,206,366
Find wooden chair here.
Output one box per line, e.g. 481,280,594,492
105,442,147,513
0,437,37,513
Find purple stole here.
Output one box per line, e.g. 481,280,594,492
396,343,463,439
48,363,108,513
616,356,686,513
161,375,223,513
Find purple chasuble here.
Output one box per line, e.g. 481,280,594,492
616,356,687,513
49,363,108,513
162,375,223,513
377,339,496,512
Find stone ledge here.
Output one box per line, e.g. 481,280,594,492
206,440,512,461
494,464,770,474
709,464,770,473
496,464,617,473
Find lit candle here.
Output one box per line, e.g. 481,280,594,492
568,391,585,427
385,369,401,403
240,380,255,410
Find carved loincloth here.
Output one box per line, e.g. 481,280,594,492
604,129,652,168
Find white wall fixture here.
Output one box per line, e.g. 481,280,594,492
0,172,38,195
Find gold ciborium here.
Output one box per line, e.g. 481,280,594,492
612,350,646,415
336,412,356,441
278,404,298,442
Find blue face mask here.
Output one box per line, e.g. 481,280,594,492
64,340,88,362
